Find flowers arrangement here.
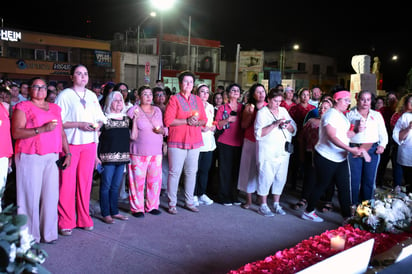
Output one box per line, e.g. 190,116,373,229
230,225,411,274
348,189,412,234
0,189,50,274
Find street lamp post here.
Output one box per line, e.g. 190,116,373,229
279,43,300,80
136,12,156,89
151,0,176,81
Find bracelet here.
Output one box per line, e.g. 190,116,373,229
66,153,72,156
34,128,39,134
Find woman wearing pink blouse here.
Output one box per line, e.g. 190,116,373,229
127,86,166,217
12,77,71,244
163,71,207,214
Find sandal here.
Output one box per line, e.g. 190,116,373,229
102,216,115,224
241,203,250,209
293,199,307,210
59,229,72,236
322,203,333,213
112,214,129,221
168,206,178,215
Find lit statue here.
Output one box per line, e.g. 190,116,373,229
351,55,371,74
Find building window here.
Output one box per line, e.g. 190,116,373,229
49,50,58,61
58,52,68,62
326,66,334,76
312,64,320,75
8,47,20,58
22,48,34,60
297,62,306,72
35,49,46,60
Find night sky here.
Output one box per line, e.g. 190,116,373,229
2,0,411,91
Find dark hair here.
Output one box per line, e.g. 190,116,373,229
137,85,152,97
178,70,195,84
267,89,283,99
114,82,129,91
153,86,164,94
70,64,87,76
28,77,46,87
226,83,241,93
297,87,310,97
247,83,266,105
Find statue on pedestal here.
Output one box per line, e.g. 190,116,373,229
372,56,381,89
351,55,371,74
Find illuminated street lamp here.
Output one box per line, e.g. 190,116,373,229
151,0,176,80
280,43,300,80
136,11,156,88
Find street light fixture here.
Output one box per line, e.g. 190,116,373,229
280,43,300,80
151,0,176,81
136,11,156,88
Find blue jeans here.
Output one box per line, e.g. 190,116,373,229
100,163,125,217
349,143,380,205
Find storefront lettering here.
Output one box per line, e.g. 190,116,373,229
0,29,22,42
53,63,71,70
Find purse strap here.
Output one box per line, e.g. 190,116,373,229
267,106,287,140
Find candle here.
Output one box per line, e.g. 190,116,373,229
330,235,346,250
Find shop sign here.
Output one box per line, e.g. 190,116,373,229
0,29,21,42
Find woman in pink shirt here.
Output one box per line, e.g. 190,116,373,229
163,71,207,214
215,83,244,206
127,86,166,217
12,77,71,244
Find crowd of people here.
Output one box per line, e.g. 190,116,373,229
1,66,412,244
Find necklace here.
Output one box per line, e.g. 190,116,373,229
73,89,86,108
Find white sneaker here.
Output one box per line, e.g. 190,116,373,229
258,204,274,217
274,204,286,215
193,196,200,207
302,210,324,222
199,194,214,205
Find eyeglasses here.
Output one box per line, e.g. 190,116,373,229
31,85,47,91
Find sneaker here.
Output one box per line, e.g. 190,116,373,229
258,204,274,217
232,200,242,206
301,210,323,222
199,194,214,205
193,196,200,207
222,202,233,206
274,204,286,215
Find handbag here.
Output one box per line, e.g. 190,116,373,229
56,155,67,170
214,105,229,139
267,106,294,154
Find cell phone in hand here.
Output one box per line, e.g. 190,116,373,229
230,111,237,116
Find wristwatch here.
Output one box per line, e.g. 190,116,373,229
34,128,39,134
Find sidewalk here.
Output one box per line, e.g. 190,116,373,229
41,185,344,274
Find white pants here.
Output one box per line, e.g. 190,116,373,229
257,155,290,196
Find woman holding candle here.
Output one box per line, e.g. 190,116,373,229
346,90,388,206
301,90,364,223
127,86,166,217
12,77,71,243
55,64,107,236
237,83,267,209
98,91,130,224
163,71,207,214
215,83,244,206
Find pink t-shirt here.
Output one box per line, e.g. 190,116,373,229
164,93,206,149
215,102,244,147
0,103,13,158
127,105,164,156
13,101,63,155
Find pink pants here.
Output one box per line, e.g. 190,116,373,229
128,154,162,213
58,143,96,230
